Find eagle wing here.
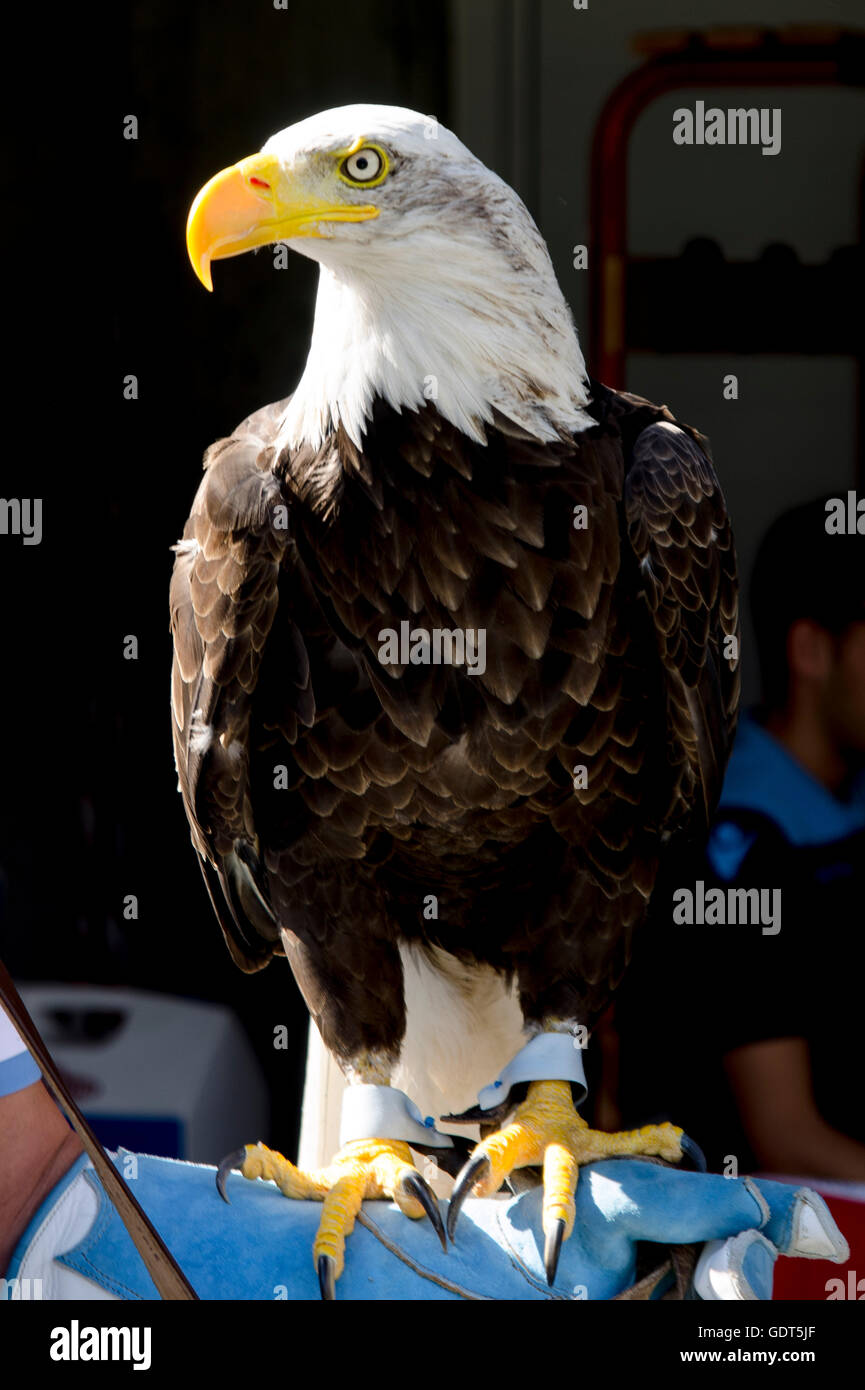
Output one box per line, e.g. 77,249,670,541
624,419,740,830
169,398,313,971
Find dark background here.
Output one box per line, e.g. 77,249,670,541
1,0,861,1157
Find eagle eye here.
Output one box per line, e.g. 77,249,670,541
340,146,386,185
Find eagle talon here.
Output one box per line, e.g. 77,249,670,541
217,1137,445,1296
681,1134,708,1172
447,1152,491,1241
445,1080,685,1284
317,1253,336,1301
399,1169,447,1252
216,1146,249,1203
544,1217,566,1287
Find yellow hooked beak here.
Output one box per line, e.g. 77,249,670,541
186,152,380,290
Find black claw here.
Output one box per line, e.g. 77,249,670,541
680,1134,708,1172
400,1170,447,1252
544,1218,566,1287
216,1147,248,1203
447,1152,491,1242
318,1253,336,1301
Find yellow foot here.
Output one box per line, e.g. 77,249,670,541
447,1079,683,1285
217,1138,445,1299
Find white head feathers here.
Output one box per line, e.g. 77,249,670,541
261,104,593,452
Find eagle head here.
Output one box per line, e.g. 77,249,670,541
186,104,592,451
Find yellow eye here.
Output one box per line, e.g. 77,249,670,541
340,146,386,185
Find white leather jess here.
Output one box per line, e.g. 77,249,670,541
477,1031,588,1111
338,1033,588,1146
339,1085,455,1148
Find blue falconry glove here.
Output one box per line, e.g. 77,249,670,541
5,1145,848,1301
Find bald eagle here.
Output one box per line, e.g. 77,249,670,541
171,105,739,1297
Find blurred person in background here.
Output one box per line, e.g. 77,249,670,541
617,496,865,1180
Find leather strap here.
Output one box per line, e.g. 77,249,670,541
0,959,197,1300
339,1084,455,1149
